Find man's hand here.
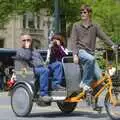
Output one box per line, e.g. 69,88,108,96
25,42,31,48
73,55,79,64
112,45,118,52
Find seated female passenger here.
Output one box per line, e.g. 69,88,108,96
46,33,68,90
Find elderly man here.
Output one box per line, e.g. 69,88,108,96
16,33,52,102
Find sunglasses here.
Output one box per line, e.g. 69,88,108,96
80,11,88,15
22,39,31,42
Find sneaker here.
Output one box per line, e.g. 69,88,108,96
54,85,65,91
79,81,84,88
92,97,103,112
79,82,92,92
84,85,93,92
39,95,52,103
93,105,103,112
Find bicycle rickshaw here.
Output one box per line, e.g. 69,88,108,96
10,46,120,120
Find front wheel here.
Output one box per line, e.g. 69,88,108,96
11,84,33,117
57,101,77,113
104,89,120,120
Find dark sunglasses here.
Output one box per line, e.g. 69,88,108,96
80,11,88,15
22,39,31,42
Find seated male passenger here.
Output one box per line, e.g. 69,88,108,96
16,33,52,102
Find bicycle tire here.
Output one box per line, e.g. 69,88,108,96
104,90,120,120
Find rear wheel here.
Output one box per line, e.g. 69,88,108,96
57,101,77,113
104,89,120,120
11,84,33,117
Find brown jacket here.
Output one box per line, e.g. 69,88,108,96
71,22,114,55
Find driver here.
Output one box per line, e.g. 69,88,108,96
71,4,116,109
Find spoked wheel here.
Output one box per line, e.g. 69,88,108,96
105,89,120,120
11,84,33,117
57,101,77,113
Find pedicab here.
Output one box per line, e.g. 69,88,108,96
10,50,81,117
10,47,120,120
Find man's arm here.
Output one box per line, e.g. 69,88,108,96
71,23,78,56
71,23,79,64
96,24,115,47
15,48,31,61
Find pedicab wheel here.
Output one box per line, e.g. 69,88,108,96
104,90,120,120
57,101,77,113
11,84,33,117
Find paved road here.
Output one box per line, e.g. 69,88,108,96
0,92,110,120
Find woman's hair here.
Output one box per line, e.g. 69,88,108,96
51,33,65,46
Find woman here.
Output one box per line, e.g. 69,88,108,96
46,33,68,90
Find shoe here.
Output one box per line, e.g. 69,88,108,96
39,95,52,103
93,105,103,112
79,82,92,92
54,85,65,91
92,97,103,112
79,81,84,88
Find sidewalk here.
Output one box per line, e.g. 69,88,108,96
0,91,9,96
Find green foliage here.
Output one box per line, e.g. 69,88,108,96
0,0,52,25
0,0,120,44
95,51,106,69
71,0,120,43
91,0,120,44
0,0,14,25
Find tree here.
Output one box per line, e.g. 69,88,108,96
0,0,119,43
81,0,120,43
0,0,52,26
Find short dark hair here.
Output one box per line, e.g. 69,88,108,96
80,4,92,13
51,33,65,46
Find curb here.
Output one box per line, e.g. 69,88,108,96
0,92,8,96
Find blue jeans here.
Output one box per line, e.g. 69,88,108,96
48,61,63,88
78,49,102,86
34,67,49,96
